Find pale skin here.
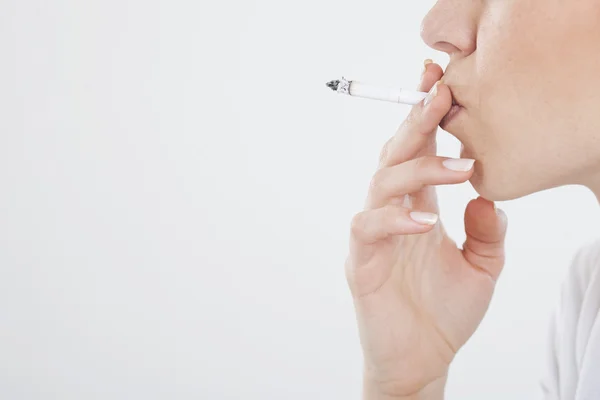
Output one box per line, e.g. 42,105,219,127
347,1,600,399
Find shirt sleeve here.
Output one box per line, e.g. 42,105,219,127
539,241,600,400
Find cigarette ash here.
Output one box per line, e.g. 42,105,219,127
326,80,340,91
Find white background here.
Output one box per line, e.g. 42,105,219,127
1,1,598,399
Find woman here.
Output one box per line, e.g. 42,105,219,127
345,1,600,399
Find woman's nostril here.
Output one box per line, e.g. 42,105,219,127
435,41,461,55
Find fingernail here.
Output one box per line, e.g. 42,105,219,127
421,59,433,77
409,211,438,225
496,207,508,227
442,158,475,172
495,205,506,218
423,81,439,107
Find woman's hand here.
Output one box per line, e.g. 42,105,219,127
345,61,509,400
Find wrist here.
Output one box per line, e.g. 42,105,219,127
363,374,447,400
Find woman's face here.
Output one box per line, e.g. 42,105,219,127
421,0,600,200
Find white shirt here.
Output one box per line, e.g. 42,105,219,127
541,240,600,400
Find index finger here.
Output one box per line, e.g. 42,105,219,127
379,61,447,168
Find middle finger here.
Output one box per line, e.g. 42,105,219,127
367,156,475,209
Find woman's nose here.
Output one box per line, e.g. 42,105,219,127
420,0,478,58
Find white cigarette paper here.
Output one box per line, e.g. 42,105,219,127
329,77,428,105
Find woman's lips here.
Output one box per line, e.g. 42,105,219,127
440,104,463,130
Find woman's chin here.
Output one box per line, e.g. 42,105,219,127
460,145,518,200
468,166,533,202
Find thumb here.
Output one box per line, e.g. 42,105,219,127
462,196,508,281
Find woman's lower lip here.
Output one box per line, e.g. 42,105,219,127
440,105,463,130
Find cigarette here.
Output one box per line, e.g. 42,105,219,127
325,76,428,105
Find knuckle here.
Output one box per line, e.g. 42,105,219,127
368,168,387,195
344,256,356,284
411,156,433,172
411,156,425,172
379,138,392,163
405,157,428,186
350,212,368,238
404,108,419,128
